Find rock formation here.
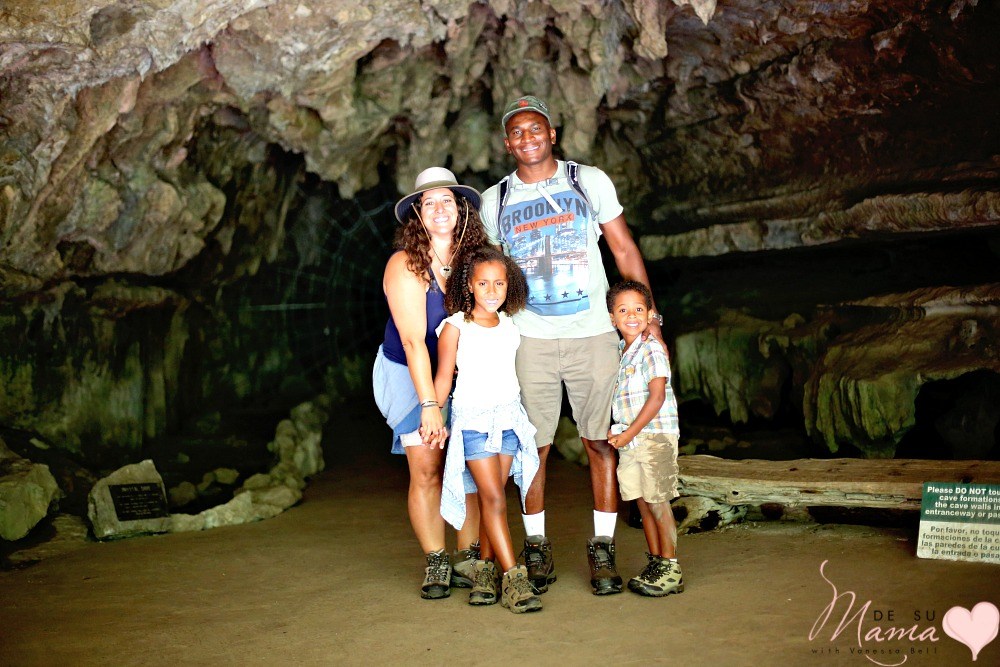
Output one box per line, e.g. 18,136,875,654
0,0,997,511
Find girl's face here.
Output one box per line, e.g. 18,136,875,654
418,187,459,239
610,289,650,343
468,260,508,315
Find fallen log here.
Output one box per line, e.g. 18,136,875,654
677,456,1000,510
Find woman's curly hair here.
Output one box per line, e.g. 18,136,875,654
445,245,529,320
393,193,490,283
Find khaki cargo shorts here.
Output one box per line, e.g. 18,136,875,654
617,433,680,504
515,332,619,448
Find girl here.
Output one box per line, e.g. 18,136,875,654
433,246,542,614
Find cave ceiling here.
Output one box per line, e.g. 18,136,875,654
1,0,997,292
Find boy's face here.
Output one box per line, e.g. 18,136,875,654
610,289,650,343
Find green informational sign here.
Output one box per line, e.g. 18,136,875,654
917,482,1000,564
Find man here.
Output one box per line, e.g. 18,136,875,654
480,95,663,595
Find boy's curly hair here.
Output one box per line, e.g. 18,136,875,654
393,194,490,283
606,279,652,311
445,245,528,320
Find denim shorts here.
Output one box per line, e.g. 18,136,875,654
463,429,520,460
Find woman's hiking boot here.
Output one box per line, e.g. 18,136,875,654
420,549,451,600
468,559,499,605
451,541,480,588
521,534,556,593
586,536,623,595
628,553,684,597
500,565,543,614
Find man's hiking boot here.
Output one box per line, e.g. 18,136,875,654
586,536,623,595
521,534,556,594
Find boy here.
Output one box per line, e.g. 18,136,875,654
606,280,684,597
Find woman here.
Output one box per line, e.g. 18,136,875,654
373,167,489,599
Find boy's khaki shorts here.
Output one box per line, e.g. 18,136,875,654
617,433,680,504
515,332,620,448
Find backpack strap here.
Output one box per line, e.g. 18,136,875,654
565,160,592,213
496,173,512,225
496,161,591,236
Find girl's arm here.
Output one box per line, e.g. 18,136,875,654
434,322,460,409
608,376,666,449
383,251,444,445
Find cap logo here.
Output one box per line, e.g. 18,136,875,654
518,100,529,108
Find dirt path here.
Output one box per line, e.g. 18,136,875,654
2,422,998,666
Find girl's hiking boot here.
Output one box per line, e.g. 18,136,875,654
586,536,623,595
628,553,684,597
420,549,451,600
468,559,499,605
521,535,556,593
500,565,543,614
451,541,480,588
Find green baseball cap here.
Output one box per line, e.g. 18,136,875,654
501,95,551,130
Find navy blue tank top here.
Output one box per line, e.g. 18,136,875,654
382,269,447,368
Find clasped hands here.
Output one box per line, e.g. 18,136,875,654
419,422,449,448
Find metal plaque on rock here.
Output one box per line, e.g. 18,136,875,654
108,482,168,522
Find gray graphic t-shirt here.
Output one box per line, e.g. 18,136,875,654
482,161,624,339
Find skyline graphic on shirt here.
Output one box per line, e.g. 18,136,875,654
499,187,590,317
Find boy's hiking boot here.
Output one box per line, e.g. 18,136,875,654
468,559,499,605
521,534,556,594
586,536,623,595
451,541,480,588
629,553,684,597
420,549,451,600
500,565,543,614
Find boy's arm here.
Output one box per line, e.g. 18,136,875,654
608,376,666,449
433,323,460,414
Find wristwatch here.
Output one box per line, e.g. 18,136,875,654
649,310,664,326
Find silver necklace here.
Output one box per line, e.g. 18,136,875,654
416,203,470,279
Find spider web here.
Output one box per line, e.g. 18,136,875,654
245,180,398,393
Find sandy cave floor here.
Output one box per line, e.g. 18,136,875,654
2,406,998,667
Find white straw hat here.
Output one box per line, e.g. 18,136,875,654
394,167,482,223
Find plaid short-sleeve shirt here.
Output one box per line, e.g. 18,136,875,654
611,336,680,436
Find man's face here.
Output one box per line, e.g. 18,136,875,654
503,110,557,168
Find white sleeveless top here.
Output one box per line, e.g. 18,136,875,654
437,311,522,411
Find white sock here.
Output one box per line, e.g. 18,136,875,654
594,510,617,538
522,511,545,537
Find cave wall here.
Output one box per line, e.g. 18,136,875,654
1,0,998,466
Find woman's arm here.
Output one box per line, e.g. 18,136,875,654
434,322,459,409
383,251,445,445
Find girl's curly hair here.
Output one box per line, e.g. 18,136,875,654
393,193,489,284
445,245,529,320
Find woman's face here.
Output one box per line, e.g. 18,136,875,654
418,187,459,239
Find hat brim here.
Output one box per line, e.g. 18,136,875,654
394,183,482,223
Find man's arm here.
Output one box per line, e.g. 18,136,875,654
602,214,663,339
